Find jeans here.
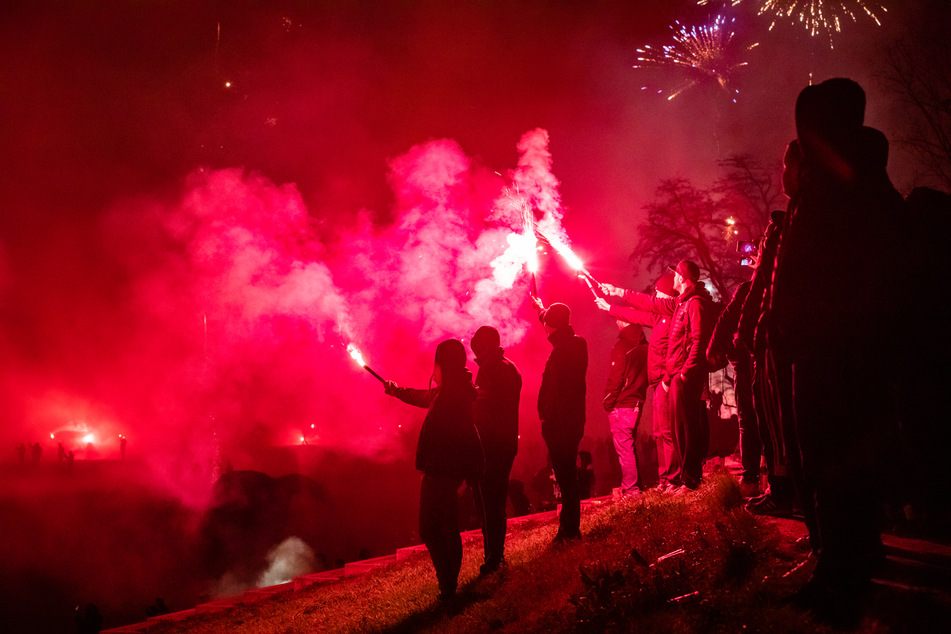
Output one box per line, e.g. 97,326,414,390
609,406,643,493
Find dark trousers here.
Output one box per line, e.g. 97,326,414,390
472,452,515,567
544,434,582,539
734,356,762,484
419,473,464,597
652,384,680,485
751,353,795,502
670,374,708,489
791,353,894,591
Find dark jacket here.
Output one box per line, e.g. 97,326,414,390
609,300,670,387
392,372,484,480
473,347,522,459
603,325,649,411
624,284,716,382
738,218,783,356
707,280,752,368
538,325,588,445
769,126,904,358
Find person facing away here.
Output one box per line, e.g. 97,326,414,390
768,78,905,625
596,274,680,491
535,300,588,543
384,339,484,602
469,325,522,575
603,321,649,497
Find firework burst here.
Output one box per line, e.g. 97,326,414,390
698,1,887,44
635,15,758,102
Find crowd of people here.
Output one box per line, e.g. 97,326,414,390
382,78,950,626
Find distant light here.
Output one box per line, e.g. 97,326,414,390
310,424,315,429
50,433,54,439
224,81,232,88
83,434,95,444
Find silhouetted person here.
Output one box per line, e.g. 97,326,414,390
507,479,532,517
30,442,42,466
58,442,67,462
708,279,760,498
534,301,588,543
75,603,103,633
769,78,905,624
531,457,557,512
739,191,799,520
577,450,595,500
146,597,169,617
898,187,951,522
597,274,680,491
602,321,649,497
16,442,26,463
385,339,484,601
469,325,522,574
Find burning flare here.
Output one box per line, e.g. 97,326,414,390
346,343,386,384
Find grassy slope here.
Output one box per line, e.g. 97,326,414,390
144,472,945,633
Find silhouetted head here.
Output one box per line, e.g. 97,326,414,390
654,272,679,298
540,302,571,330
435,339,467,372
470,326,501,358
782,139,803,197
795,79,866,175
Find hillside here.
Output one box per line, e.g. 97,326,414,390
122,472,951,633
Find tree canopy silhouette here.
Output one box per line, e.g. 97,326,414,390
632,155,783,300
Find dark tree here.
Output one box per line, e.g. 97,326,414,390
879,32,951,192
632,155,783,300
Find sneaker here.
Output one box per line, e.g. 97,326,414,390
747,493,794,517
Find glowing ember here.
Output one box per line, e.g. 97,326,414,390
635,14,757,102
699,0,887,45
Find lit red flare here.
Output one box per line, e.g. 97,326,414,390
536,231,605,298
346,343,386,384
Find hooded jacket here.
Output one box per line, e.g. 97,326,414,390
603,325,649,411
609,301,670,387
473,347,522,459
391,370,484,480
707,280,752,368
538,325,588,444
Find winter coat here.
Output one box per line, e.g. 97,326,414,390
609,301,670,387
623,284,717,382
473,347,522,459
707,280,752,368
392,372,484,480
538,325,588,446
603,325,649,412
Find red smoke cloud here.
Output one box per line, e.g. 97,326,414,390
2,129,568,506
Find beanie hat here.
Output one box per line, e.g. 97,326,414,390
540,302,571,329
655,273,679,297
470,326,501,357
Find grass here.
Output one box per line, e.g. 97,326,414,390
142,471,943,633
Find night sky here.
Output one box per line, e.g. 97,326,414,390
1,0,948,629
